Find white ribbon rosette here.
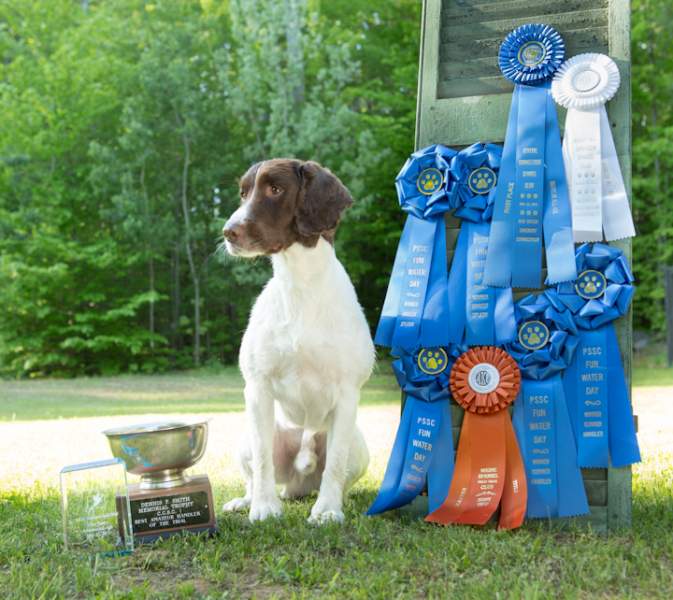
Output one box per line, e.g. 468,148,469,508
552,53,636,242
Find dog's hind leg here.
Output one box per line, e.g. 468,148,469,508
280,430,325,499
344,426,369,492
222,437,253,512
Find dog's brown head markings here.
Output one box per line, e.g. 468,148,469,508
222,159,352,256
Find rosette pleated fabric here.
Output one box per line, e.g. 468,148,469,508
375,145,456,350
425,347,527,530
508,294,589,519
552,54,636,242
446,143,517,346
547,243,640,468
367,347,455,515
484,24,577,289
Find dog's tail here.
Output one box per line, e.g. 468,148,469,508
293,430,318,476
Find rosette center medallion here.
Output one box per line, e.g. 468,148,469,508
416,168,443,195
468,363,500,394
467,166,497,195
575,269,607,300
518,41,546,67
572,68,601,92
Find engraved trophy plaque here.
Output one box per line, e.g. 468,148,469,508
103,420,217,543
60,458,134,556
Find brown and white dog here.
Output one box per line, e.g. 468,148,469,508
222,159,374,524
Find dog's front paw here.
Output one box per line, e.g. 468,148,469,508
222,496,251,512
308,509,345,525
308,497,344,525
248,496,283,523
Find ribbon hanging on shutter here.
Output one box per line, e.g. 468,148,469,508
483,23,577,289
552,53,636,242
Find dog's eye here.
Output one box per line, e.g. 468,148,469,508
268,184,283,196
239,189,246,198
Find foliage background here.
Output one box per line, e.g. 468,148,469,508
0,0,666,377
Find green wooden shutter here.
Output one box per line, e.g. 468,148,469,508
411,0,632,532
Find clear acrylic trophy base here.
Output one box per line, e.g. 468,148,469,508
60,458,133,556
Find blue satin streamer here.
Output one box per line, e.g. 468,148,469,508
548,242,640,468
513,376,589,518
367,355,455,515
509,292,588,518
375,215,449,350
447,221,516,346
563,325,641,468
606,325,641,467
512,84,545,287
482,85,519,288
484,84,577,288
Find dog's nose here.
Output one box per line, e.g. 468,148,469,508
223,226,238,242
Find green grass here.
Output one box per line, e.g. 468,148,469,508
1,357,669,421
633,347,673,386
0,366,401,421
1,457,672,599
1,365,672,597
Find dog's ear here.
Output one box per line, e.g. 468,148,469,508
295,161,353,240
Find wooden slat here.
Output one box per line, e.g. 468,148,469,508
440,9,608,42
439,27,609,62
606,0,633,532
442,0,608,24
438,23,609,98
586,480,608,506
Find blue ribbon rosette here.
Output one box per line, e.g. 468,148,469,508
367,346,456,515
508,293,590,519
547,243,640,468
484,24,577,289
445,142,517,346
375,145,456,350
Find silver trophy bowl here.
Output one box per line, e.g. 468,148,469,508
103,419,209,490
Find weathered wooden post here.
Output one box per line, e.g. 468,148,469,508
411,0,633,531
664,267,673,367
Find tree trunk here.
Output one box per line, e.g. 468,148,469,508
140,163,155,350
178,126,201,367
285,0,305,108
172,240,181,352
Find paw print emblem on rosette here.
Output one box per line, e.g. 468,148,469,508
375,145,456,351
444,142,517,347
507,293,590,520
546,243,640,468
425,346,527,530
483,24,577,289
367,345,459,516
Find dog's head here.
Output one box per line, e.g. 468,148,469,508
222,159,352,257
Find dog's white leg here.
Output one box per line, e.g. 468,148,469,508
246,382,282,522
308,387,358,525
222,438,253,512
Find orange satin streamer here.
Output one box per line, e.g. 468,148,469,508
497,415,527,530
425,411,527,529
426,411,505,526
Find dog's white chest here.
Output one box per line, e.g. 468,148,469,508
238,240,374,431
245,299,347,429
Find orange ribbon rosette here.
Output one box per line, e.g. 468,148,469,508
425,346,527,530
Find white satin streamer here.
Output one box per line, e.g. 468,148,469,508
552,53,636,242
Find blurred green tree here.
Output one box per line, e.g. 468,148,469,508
632,0,673,337
0,0,419,376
